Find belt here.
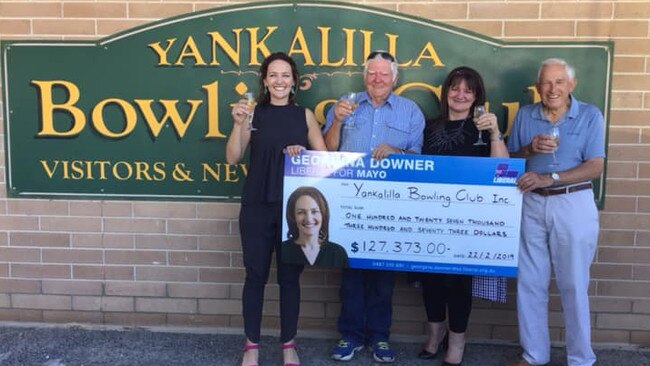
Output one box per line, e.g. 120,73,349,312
532,182,593,197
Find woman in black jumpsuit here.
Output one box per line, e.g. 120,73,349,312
226,52,326,366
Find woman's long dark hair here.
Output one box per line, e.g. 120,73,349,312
257,52,299,106
437,66,486,121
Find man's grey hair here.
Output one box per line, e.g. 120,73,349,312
537,58,576,82
363,52,399,81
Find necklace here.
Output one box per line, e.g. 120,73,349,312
424,118,473,153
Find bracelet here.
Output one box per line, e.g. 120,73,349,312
399,148,406,154
490,133,503,141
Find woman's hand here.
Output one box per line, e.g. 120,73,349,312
231,99,253,127
474,112,500,136
284,145,306,157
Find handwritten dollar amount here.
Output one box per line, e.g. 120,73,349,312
350,240,448,254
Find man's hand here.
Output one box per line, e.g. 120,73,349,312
530,133,558,154
333,99,355,124
371,143,401,160
516,171,553,193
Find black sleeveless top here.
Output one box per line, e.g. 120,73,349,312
242,103,308,204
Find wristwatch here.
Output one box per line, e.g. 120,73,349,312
551,172,560,183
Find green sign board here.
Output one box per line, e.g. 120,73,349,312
0,1,612,204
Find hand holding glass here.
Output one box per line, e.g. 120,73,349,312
473,105,487,146
549,126,560,166
340,92,358,129
244,92,256,131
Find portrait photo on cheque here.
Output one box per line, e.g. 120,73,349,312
282,185,349,268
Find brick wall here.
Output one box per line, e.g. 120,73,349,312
0,0,649,346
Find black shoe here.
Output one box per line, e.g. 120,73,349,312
417,333,448,360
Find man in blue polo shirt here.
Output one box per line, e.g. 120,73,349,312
506,58,605,366
323,50,425,363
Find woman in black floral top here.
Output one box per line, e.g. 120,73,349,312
418,66,508,366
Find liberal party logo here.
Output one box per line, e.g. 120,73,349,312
493,163,518,184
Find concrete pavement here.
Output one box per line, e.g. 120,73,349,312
0,323,648,365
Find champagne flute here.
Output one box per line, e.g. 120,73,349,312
472,105,487,146
341,92,358,129
244,92,256,131
549,126,560,166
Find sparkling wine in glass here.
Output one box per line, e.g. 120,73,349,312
244,92,256,131
549,126,560,166
341,92,358,129
472,105,487,146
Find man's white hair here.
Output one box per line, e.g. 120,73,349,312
537,58,576,82
363,52,399,82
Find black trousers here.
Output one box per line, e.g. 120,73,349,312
421,273,472,333
239,203,304,343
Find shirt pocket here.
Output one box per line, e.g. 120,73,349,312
384,119,410,147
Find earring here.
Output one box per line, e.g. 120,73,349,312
264,85,269,94
319,230,325,240
290,85,296,95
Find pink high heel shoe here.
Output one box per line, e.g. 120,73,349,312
282,341,300,366
242,342,259,366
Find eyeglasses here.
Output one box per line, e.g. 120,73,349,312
366,50,396,62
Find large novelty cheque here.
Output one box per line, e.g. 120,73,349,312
282,151,525,277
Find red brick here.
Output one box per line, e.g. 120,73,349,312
0,308,43,322
199,299,241,315
597,313,650,331
72,296,134,312
136,298,197,313
167,283,229,298
32,19,95,35
73,265,134,280
599,230,635,246
199,268,245,283
104,312,166,326
43,310,103,324
169,251,230,267
137,267,198,282
166,314,229,327
103,218,166,233
134,202,196,218
10,232,70,247
11,264,71,279
0,3,61,17
105,250,166,265
197,203,240,219
0,216,39,230
591,263,633,280
72,233,134,249
43,248,103,263
167,219,229,235
8,200,68,215
12,294,71,310
104,282,166,297
41,217,102,232
42,280,103,295
135,234,197,250
0,247,40,262
199,235,241,251
63,2,126,18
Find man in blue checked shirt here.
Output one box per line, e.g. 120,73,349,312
323,50,425,363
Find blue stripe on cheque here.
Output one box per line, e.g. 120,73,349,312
284,151,525,187
348,258,518,277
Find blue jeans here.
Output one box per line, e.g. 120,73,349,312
337,268,395,344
